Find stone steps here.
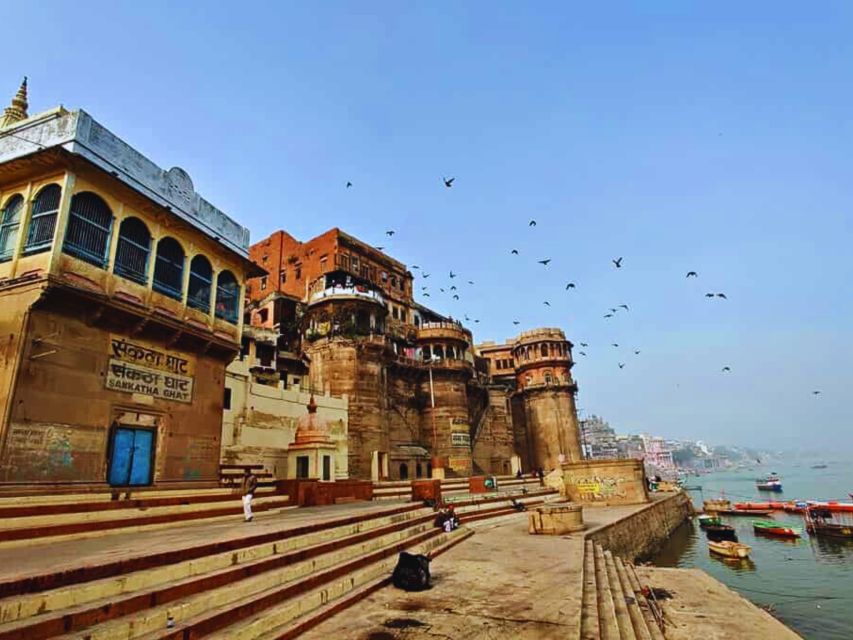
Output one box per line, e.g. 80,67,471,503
0,496,530,640
582,542,664,640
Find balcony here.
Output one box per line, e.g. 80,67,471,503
417,321,470,344
308,285,385,306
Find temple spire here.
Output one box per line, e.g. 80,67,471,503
0,77,29,129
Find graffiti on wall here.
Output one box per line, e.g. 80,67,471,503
568,474,628,502
1,422,103,481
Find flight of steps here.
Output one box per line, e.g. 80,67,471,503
373,474,545,501
580,540,665,640
0,494,546,640
0,486,291,545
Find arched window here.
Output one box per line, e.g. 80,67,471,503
215,270,240,323
399,463,409,480
113,217,151,284
153,237,185,300
544,371,553,385
63,192,113,267
188,255,213,312
541,343,549,358
0,195,24,261
24,184,61,254
416,463,423,478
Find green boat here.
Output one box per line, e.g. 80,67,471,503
752,520,801,538
698,514,722,528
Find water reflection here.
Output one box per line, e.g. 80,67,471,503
708,554,756,572
810,536,853,561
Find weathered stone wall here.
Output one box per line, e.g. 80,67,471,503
420,368,473,476
471,386,516,475
523,385,582,471
2,305,228,485
563,458,648,505
588,492,693,562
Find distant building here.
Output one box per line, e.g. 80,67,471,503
0,80,262,489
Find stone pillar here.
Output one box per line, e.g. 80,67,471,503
523,385,582,471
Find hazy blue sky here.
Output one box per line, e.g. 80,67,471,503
4,2,851,452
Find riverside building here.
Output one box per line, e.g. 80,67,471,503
0,80,261,489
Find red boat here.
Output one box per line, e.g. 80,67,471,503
753,520,802,538
718,509,773,516
735,501,787,511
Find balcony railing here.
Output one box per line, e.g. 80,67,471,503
309,285,385,305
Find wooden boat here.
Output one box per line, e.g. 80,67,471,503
783,501,807,514
717,508,773,517
703,498,731,513
704,524,738,542
752,520,801,538
697,514,722,528
735,501,786,511
811,464,828,469
805,506,853,539
708,540,751,559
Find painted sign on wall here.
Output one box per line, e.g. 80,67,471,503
106,336,195,403
451,432,471,447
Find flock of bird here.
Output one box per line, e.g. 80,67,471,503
346,176,823,397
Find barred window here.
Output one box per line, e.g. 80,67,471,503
153,237,185,300
113,218,151,285
63,192,113,267
188,255,213,313
24,184,61,254
215,270,239,323
0,195,24,261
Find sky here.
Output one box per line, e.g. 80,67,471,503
4,2,852,453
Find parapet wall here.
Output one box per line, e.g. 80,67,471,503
562,458,648,505
588,491,693,562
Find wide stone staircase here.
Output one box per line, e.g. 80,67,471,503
581,540,665,640
0,490,555,640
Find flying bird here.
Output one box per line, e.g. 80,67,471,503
439,288,445,293
609,308,618,313
464,315,470,321
566,282,576,290
618,363,625,369
474,319,480,323
411,265,420,269
423,293,430,297
579,351,587,356
422,273,430,279
449,271,456,278
529,220,537,227
716,293,727,299
453,294,459,300
619,304,629,311
385,230,395,236
634,350,641,355
612,257,623,268
450,285,457,290
580,342,588,347
511,249,519,255
346,181,352,188
705,293,715,298
468,280,474,285
722,366,731,372
812,390,821,395
376,246,384,251
612,343,619,347
604,314,614,319
513,321,520,325
543,301,551,306
538,259,551,266
443,177,455,188
686,271,698,278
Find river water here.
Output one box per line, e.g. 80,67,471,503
650,464,853,639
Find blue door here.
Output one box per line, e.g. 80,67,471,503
109,427,155,486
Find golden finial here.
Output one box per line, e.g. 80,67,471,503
1,77,30,129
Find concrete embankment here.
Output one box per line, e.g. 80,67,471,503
587,491,694,562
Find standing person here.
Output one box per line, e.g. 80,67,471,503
241,468,258,522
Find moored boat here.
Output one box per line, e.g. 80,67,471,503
704,524,738,541
756,472,783,492
752,520,801,538
703,498,731,513
697,514,722,528
718,508,773,517
708,540,751,559
805,506,853,539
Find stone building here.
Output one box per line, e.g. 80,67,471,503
246,228,584,481
0,81,261,489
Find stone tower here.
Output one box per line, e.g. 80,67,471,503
512,328,582,470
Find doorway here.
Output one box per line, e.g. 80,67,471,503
108,427,155,486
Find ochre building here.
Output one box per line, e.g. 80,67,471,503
246,228,584,481
0,81,260,490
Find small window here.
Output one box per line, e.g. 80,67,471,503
257,308,269,324
188,255,213,313
153,237,185,300
24,184,61,254
0,194,24,261
260,276,267,290
351,256,359,271
399,463,409,480
319,256,327,271
215,270,240,323
279,270,286,283
223,387,232,410
541,344,549,358
545,371,553,385
113,217,151,285
63,192,113,267
295,266,302,280
380,271,388,282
